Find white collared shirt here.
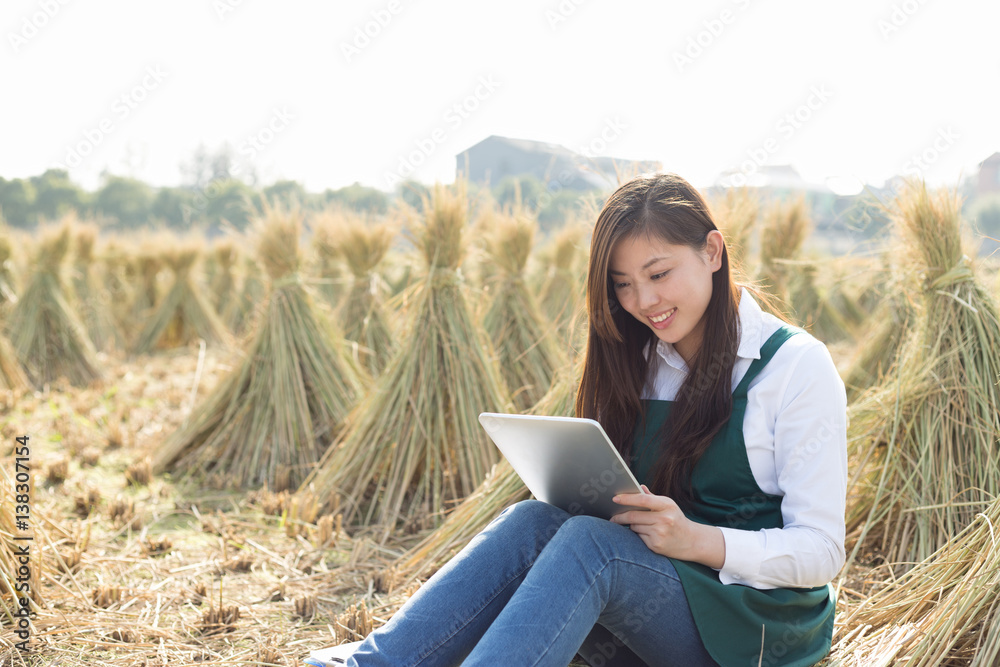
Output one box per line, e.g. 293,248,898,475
642,287,848,590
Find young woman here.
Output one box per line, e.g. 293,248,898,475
321,173,847,667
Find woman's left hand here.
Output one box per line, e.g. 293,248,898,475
610,485,726,569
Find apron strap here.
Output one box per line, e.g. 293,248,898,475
733,325,802,399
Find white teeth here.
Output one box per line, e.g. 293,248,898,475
650,308,676,323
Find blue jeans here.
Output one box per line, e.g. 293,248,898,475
347,500,716,667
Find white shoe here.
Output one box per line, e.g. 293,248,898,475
304,640,365,666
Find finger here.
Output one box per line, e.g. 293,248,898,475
641,484,650,494
613,492,666,509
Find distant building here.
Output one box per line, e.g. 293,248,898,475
456,135,661,191
977,152,1000,196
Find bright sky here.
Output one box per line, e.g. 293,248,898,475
2,0,998,194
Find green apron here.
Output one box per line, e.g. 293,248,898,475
630,326,834,667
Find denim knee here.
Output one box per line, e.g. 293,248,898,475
498,499,568,526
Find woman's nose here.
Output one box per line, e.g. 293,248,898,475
636,282,659,309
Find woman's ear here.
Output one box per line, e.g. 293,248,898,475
705,230,725,272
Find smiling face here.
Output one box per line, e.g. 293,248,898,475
608,230,724,365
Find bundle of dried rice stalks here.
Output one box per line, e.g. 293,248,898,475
391,358,581,585
536,223,587,336
758,195,811,300
0,333,28,392
208,239,237,315
830,494,1000,666
786,260,855,343
6,224,102,388
482,209,566,411
132,243,229,354
709,186,759,275
300,184,512,537
224,253,267,336
130,245,163,324
335,217,396,376
843,289,915,401
71,223,122,352
99,239,134,342
310,210,347,308
151,205,366,491
0,229,17,308
845,181,1000,568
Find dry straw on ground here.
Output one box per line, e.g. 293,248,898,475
150,205,365,491
6,222,102,388
131,243,230,354
845,181,1000,569
481,208,567,411
830,493,1000,666
301,183,512,538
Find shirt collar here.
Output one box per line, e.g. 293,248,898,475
654,287,764,370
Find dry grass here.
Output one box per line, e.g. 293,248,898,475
0,350,422,666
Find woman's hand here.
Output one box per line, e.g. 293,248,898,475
610,485,726,569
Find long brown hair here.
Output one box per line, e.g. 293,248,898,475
575,173,741,509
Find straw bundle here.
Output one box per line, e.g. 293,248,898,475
224,253,267,336
758,196,810,300
150,206,365,491
709,186,758,274
335,217,396,377
71,223,121,352
311,211,347,308
0,333,28,391
786,261,854,343
537,223,586,334
0,231,16,308
392,358,581,586
98,239,134,347
300,184,513,537
830,494,1000,666
130,246,162,324
208,239,237,315
843,289,915,400
482,209,567,411
6,224,102,388
845,181,1000,567
131,244,229,354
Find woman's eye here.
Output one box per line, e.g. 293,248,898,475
651,271,669,280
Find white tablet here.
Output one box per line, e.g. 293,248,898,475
478,412,646,519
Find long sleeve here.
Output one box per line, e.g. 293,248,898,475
717,340,848,590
